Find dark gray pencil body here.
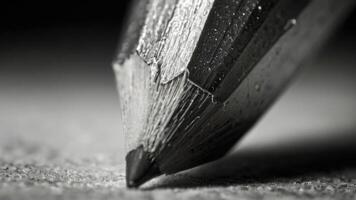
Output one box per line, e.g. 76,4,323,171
113,0,355,188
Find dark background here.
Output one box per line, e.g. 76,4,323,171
0,2,132,158
0,2,355,161
0,2,131,74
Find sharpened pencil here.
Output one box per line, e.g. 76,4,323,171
113,0,355,188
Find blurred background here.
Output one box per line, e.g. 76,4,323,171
0,2,355,165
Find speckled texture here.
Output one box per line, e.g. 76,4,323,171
1,137,356,200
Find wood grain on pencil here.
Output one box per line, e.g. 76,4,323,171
113,0,354,188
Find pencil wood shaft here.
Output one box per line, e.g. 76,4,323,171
114,0,355,187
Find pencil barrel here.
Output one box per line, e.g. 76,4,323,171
114,0,355,186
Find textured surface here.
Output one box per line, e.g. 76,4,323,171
1,141,356,200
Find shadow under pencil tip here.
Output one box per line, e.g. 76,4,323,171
143,129,356,190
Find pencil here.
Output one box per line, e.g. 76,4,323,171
113,0,354,188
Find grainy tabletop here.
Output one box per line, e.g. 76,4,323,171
1,140,356,200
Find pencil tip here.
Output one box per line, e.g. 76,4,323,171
126,146,161,188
